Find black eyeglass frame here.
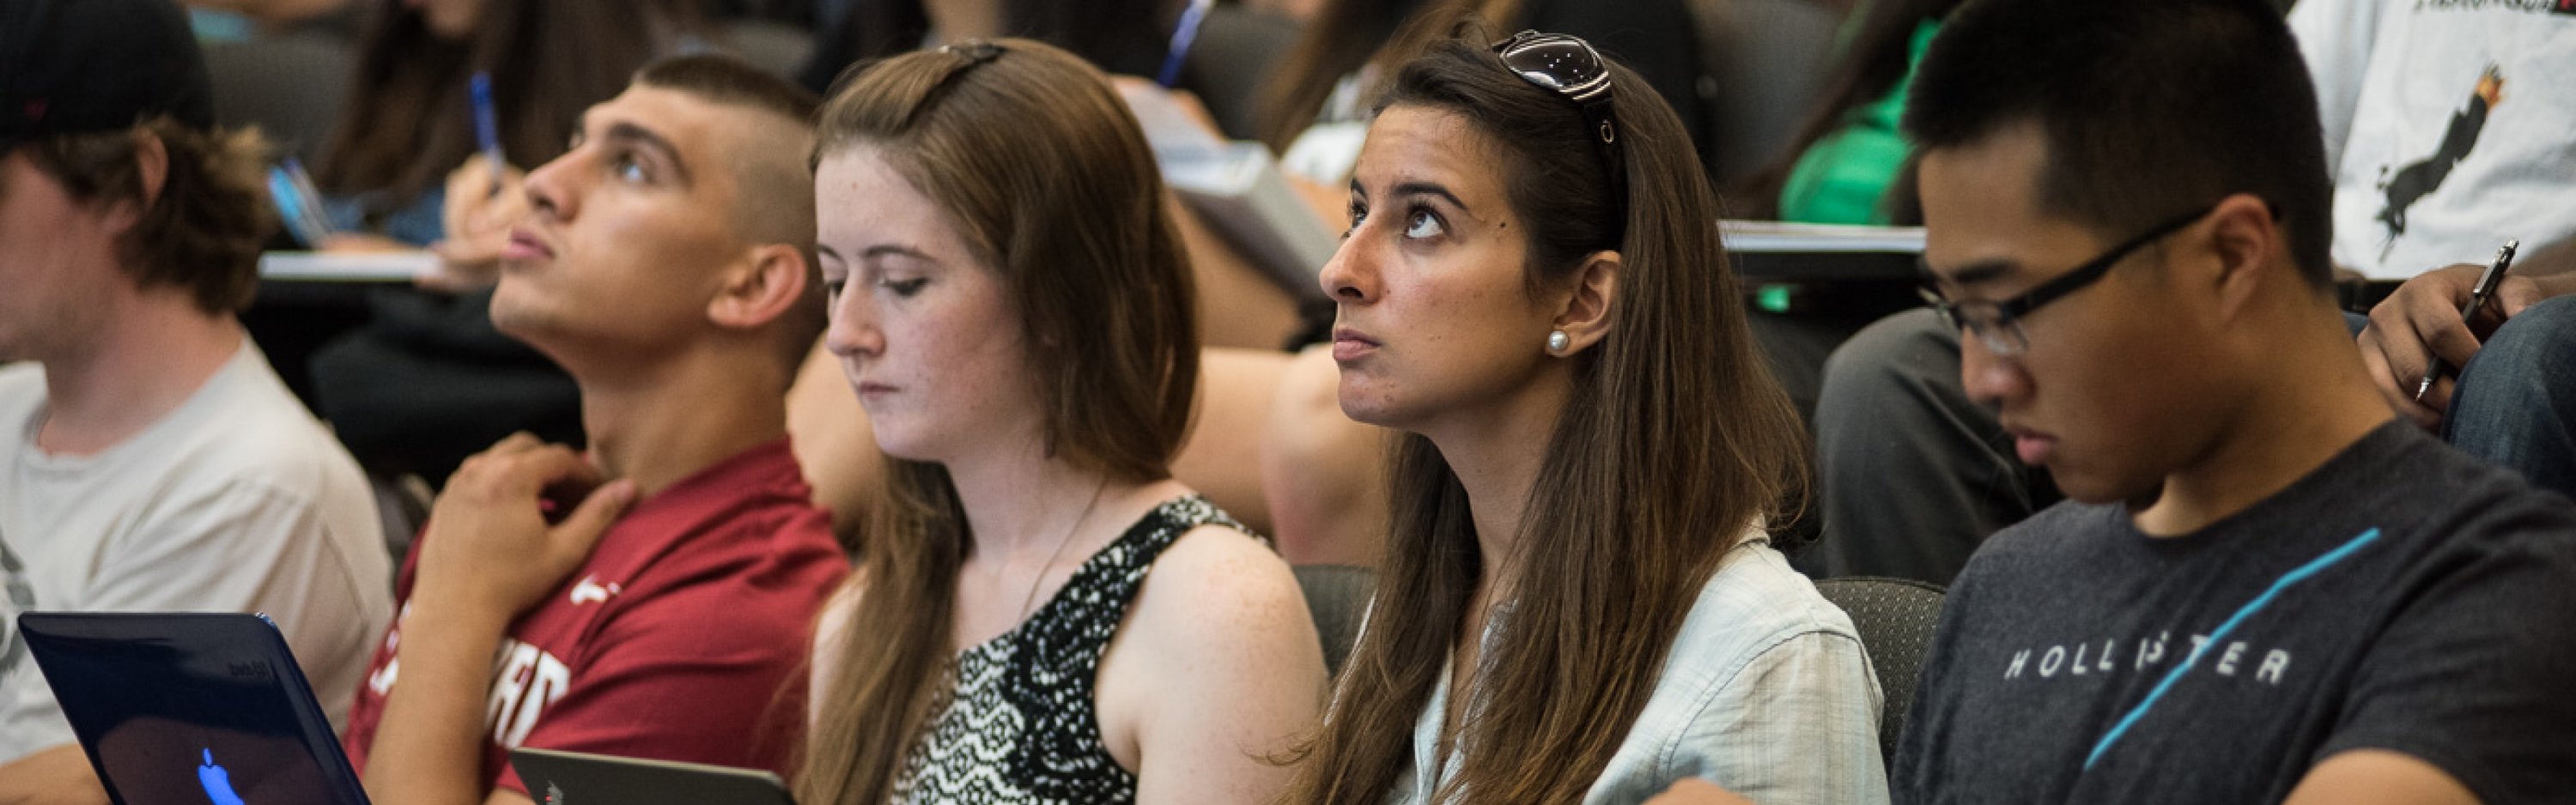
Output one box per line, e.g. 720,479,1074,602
1491,30,1626,227
1918,202,2226,356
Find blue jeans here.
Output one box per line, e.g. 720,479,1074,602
2447,295,2576,499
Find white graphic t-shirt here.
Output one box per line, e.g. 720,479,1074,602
2291,0,2576,278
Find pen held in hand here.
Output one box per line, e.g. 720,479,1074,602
471,71,506,197
268,157,336,247
2412,239,2518,403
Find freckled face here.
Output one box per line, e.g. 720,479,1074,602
815,146,1041,463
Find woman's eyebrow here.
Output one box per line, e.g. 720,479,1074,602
1387,181,1466,210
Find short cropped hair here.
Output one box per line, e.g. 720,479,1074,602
19,118,278,313
632,54,826,376
635,54,823,124
1904,0,2335,289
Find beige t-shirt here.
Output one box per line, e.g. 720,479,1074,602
0,343,392,762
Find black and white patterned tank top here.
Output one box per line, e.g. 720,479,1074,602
890,494,1253,805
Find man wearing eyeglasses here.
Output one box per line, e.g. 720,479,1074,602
1809,0,2576,590
1878,1,2576,803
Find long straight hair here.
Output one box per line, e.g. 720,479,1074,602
314,0,698,209
795,39,1200,805
1282,32,1809,805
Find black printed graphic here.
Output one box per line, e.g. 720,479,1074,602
2376,65,2505,260
0,534,29,679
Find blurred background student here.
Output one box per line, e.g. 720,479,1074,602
1738,0,1959,226
317,0,705,247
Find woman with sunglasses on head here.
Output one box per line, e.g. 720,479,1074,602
795,39,1327,805
1281,30,1888,805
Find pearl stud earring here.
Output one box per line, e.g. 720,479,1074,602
1546,330,1571,354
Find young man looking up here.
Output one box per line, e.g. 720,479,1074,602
1889,1,2576,802
338,56,848,805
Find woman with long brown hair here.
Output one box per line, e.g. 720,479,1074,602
1285,30,1886,804
797,39,1326,805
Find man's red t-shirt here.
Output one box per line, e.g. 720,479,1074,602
341,439,848,795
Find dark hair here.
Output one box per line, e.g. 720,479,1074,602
798,39,1199,805
1904,0,2332,288
1283,30,1809,805
315,0,700,214
638,54,823,124
1740,0,1960,222
21,119,277,313
633,54,829,378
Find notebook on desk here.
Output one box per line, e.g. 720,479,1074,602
17,612,374,805
1120,82,1339,302
1720,221,1927,283
258,251,440,283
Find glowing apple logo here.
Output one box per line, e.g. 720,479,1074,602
197,748,246,805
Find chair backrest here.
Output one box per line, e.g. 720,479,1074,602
1291,564,1377,678
719,19,817,81
1688,0,1842,186
204,31,355,164
1814,575,1946,764
1177,6,1303,142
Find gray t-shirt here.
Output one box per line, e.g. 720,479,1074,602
1893,421,2576,804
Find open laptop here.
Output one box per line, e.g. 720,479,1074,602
508,748,795,805
16,611,372,805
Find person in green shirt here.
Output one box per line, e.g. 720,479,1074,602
1752,0,1958,225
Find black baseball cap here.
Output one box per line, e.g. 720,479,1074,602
0,0,215,153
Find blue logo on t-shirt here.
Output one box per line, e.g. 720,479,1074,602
2084,527,2384,769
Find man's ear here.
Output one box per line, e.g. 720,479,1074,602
1549,250,1621,355
709,244,812,331
2202,192,2277,323
103,130,170,233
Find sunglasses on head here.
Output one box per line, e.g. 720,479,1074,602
1491,30,1626,224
